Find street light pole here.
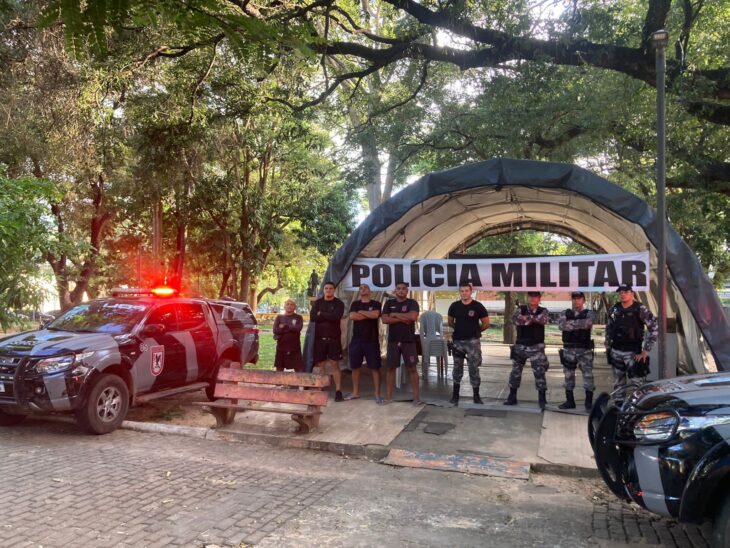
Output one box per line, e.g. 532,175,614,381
652,29,670,379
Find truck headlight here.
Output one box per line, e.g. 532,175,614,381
35,352,94,374
634,412,730,442
633,411,679,442
678,415,730,434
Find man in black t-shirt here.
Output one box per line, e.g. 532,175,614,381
447,284,490,406
348,284,382,402
381,282,421,405
273,299,304,372
311,281,345,402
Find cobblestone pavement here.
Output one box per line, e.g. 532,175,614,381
592,500,713,548
0,419,716,547
0,421,340,547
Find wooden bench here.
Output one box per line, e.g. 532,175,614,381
195,368,331,433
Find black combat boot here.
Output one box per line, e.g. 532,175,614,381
450,383,460,406
538,390,547,411
473,386,484,405
503,387,518,406
584,390,594,412
558,390,576,410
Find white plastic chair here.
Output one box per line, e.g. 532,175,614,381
419,310,449,377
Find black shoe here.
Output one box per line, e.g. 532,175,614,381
558,390,576,410
584,391,594,412
503,387,518,406
449,384,460,406
538,390,547,411
473,387,484,405
335,390,344,402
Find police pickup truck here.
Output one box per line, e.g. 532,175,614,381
0,288,249,434
589,373,730,547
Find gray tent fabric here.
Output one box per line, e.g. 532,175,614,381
305,158,729,373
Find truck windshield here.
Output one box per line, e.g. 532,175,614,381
48,301,150,335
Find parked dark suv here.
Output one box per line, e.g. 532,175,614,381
0,288,242,434
589,373,730,547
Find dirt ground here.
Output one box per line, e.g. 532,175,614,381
125,389,218,428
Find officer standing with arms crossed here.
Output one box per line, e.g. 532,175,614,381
381,282,421,405
557,291,595,411
311,281,345,402
447,283,490,406
605,284,658,395
503,291,551,410
347,283,382,402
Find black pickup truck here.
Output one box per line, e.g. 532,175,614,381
590,373,730,547
0,288,244,434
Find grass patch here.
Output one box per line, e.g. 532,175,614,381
153,405,187,422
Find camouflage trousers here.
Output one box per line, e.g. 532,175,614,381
509,343,549,392
452,338,482,388
609,347,647,391
561,347,595,392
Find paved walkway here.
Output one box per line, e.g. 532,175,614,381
0,421,713,547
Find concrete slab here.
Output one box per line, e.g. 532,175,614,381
390,406,543,462
383,448,530,480
538,411,596,470
220,397,423,447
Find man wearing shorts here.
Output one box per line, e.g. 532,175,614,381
381,282,420,404
273,299,304,372
311,281,345,402
348,284,382,402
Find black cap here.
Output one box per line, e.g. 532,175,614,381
617,284,633,292
527,291,542,297
571,291,585,299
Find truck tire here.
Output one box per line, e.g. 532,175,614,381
713,493,730,548
206,358,232,401
0,409,26,426
76,374,129,435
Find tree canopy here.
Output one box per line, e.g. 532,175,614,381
0,0,727,322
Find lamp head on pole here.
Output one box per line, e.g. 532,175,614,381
651,29,669,50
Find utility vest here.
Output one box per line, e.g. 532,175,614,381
562,309,592,349
516,305,546,346
609,302,644,353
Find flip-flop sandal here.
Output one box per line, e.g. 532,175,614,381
344,393,361,401
381,399,393,405
375,396,384,404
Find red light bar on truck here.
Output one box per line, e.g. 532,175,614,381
110,287,179,298
150,286,176,297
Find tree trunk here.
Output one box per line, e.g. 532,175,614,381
219,270,231,298
56,277,72,311
240,268,251,304
503,292,516,344
172,220,186,290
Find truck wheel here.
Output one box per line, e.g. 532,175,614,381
76,374,129,435
207,358,232,401
713,493,730,548
0,409,26,426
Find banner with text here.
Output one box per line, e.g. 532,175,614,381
343,252,650,292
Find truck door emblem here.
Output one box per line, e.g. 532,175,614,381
150,345,164,376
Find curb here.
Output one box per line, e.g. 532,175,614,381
31,416,599,477
214,428,391,462
121,420,222,440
